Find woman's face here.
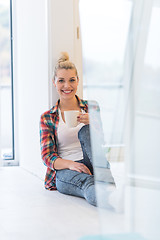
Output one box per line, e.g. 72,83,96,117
53,69,79,100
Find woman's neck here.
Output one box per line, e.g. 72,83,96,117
59,95,80,111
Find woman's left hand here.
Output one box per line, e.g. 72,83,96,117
77,113,90,125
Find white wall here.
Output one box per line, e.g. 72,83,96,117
48,0,83,106
13,0,49,178
13,0,82,179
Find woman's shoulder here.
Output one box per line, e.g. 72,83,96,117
41,98,59,119
40,106,57,120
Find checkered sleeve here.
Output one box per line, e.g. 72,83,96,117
40,114,59,171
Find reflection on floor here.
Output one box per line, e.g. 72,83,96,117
0,167,100,240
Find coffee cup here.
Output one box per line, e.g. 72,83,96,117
64,110,80,128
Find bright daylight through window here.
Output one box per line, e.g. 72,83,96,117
79,0,132,145
0,0,14,161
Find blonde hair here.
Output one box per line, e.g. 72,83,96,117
53,52,78,80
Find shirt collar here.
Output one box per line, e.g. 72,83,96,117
50,99,60,114
76,95,86,109
50,95,86,114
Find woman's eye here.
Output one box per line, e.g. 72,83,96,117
70,79,76,82
58,79,64,83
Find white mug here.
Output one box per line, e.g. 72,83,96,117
64,110,80,128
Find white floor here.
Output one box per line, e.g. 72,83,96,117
0,166,100,240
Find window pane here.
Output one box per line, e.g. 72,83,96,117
79,0,132,145
0,0,14,160
79,0,133,236
137,6,160,116
133,5,160,178
129,3,160,239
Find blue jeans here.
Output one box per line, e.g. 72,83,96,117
56,125,114,206
56,163,96,206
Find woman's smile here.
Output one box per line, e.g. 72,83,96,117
61,90,73,94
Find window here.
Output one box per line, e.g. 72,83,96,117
0,0,14,161
137,6,160,116
132,4,160,177
79,0,132,145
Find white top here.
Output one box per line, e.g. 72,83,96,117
57,109,85,161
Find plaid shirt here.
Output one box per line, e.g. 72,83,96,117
40,95,88,190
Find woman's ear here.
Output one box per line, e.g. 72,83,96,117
52,79,56,87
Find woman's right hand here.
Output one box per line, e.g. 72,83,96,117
54,158,92,175
68,161,92,175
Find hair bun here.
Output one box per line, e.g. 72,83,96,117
53,51,78,80
58,52,69,63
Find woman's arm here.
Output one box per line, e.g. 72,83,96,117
40,114,60,171
54,158,92,175
40,114,91,175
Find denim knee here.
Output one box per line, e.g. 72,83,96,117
78,125,90,142
83,184,97,206
82,175,97,206
78,125,92,161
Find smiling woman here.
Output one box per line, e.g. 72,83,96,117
39,52,115,206
52,53,80,111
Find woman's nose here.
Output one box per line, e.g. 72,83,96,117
64,81,70,88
